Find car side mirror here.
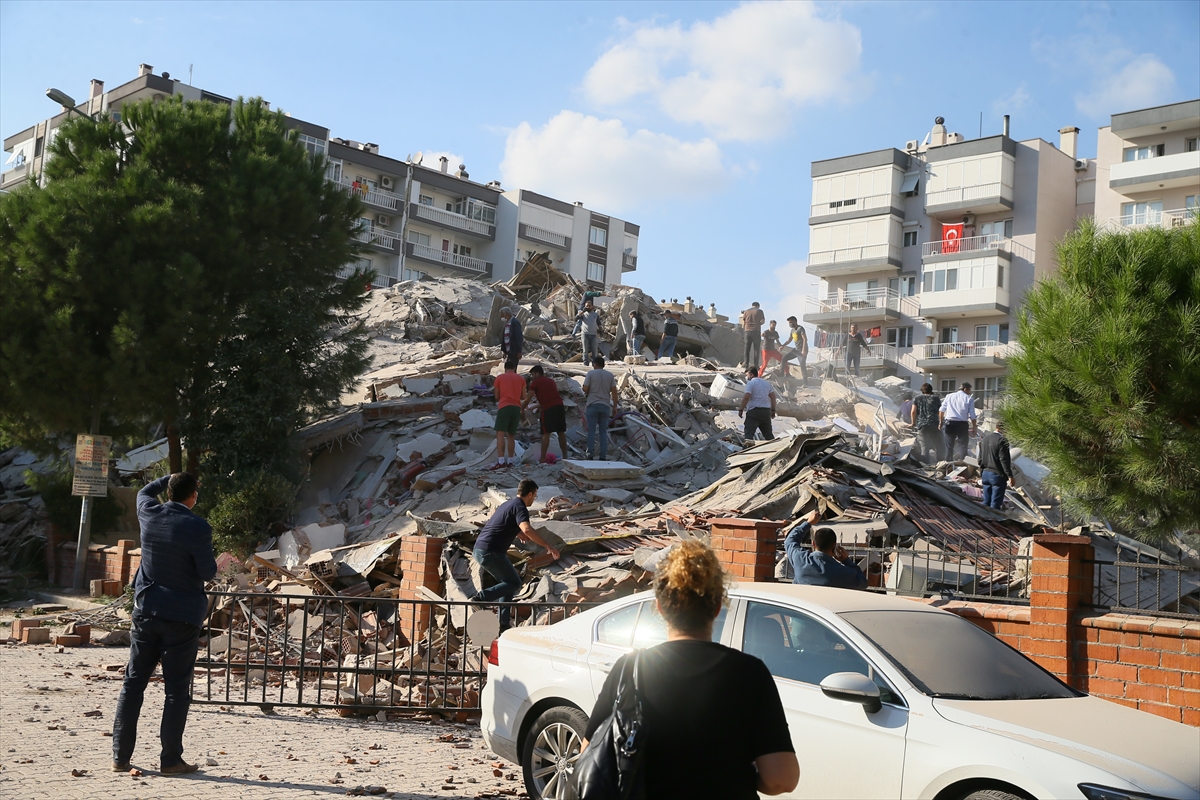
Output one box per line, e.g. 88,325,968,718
820,671,882,713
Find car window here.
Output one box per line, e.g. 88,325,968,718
742,601,900,704
595,602,640,647
632,602,728,648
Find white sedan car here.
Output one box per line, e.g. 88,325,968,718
481,583,1199,800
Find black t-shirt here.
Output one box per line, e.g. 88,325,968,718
473,497,530,553
846,331,869,356
663,318,679,337
913,393,941,429
763,329,781,351
584,640,793,800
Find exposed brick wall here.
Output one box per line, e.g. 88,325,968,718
710,518,782,581
47,534,140,590
396,534,445,643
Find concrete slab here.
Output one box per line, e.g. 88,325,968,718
443,374,477,394
564,460,644,479
587,488,637,504
444,396,475,414
402,377,440,395
396,432,449,463
821,380,857,403
459,409,495,430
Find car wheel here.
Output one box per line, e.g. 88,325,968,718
960,789,1026,800
522,705,588,800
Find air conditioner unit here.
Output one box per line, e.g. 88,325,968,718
1074,159,1088,171
905,139,919,153
380,175,394,190
376,214,392,227
962,214,975,226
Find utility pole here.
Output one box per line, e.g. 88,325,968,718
72,407,105,593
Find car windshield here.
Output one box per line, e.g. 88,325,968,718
840,610,1080,701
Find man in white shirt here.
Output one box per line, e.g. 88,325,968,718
737,367,777,441
939,382,977,461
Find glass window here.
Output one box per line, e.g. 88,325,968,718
997,264,1004,288
402,268,426,281
587,261,605,282
589,226,608,247
896,327,913,348
407,230,430,247
419,194,434,206
596,603,641,646
902,231,918,247
998,323,1009,344
940,378,955,393
945,269,957,291
1185,138,1198,153
297,133,325,157
933,271,945,292
841,610,1078,700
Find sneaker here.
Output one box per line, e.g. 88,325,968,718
160,761,200,776
487,461,506,471
112,761,130,772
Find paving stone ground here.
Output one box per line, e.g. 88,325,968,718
0,642,526,800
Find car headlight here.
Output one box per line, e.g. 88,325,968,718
1079,784,1178,800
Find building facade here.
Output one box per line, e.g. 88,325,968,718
1,63,639,290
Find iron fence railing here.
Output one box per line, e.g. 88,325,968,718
192,592,595,713
1089,541,1200,620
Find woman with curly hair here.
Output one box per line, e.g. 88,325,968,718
581,540,799,798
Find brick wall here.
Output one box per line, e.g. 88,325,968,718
396,534,445,644
710,518,783,581
45,525,140,590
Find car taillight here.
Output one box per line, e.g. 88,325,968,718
487,639,500,666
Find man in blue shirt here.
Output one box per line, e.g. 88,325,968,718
471,479,561,629
112,472,217,775
784,511,868,590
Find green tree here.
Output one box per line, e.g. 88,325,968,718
1003,218,1200,542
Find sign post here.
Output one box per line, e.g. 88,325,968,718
71,434,111,593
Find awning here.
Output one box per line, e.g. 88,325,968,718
900,172,920,194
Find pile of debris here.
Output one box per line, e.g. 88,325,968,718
0,449,52,594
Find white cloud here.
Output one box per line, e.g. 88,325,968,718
763,259,817,336
1075,54,1177,117
499,110,729,212
992,84,1031,116
416,150,466,172
583,1,864,141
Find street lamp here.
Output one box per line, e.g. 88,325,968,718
46,87,76,109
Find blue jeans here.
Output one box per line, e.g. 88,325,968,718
586,403,611,459
658,335,677,359
981,469,1007,509
113,613,200,768
472,548,522,628
582,333,599,362
627,335,645,356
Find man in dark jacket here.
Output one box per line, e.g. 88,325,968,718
500,307,523,369
979,420,1015,509
112,472,217,775
910,383,943,464
784,511,868,589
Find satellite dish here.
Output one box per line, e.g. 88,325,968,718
412,151,424,165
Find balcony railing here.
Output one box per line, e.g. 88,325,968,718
411,203,492,237
408,242,489,273
808,343,902,366
923,235,1035,262
807,243,902,266
910,340,1018,361
353,228,399,251
623,253,637,270
803,287,918,317
337,260,395,289
334,179,403,211
925,182,1008,209
809,192,893,218
1104,207,1198,231
524,224,567,248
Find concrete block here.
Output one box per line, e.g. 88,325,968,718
12,619,40,640
22,627,51,644
52,634,83,647
89,579,106,598
65,622,91,645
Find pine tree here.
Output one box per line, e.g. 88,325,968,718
1002,218,1200,542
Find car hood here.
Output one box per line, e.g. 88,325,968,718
934,696,1200,797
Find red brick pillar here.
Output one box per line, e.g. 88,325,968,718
115,539,136,585
1029,533,1094,684
710,518,783,581
397,535,446,643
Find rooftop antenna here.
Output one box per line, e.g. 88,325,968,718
978,112,982,139
189,64,193,85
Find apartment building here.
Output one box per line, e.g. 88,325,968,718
804,116,1082,406
1,63,640,290
1092,99,1200,231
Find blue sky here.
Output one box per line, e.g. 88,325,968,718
2,0,1197,325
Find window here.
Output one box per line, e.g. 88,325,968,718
940,378,955,394
596,601,726,648
296,133,325,157
34,136,44,158
1121,201,1163,225
1186,138,1198,153
453,197,497,224
418,194,434,206
980,219,1013,239
974,323,1009,343
900,172,920,196
902,231,919,247
452,243,472,257
407,230,430,247
846,279,877,302
589,226,608,247
886,327,913,348
889,276,916,297
596,603,640,646
997,264,1004,288
1123,144,1164,161
940,327,958,344
587,261,605,282
402,268,426,281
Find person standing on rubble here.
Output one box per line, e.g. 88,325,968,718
845,324,870,377
582,355,619,460
492,363,526,469
910,383,943,464
112,472,217,776
740,301,765,371
784,316,808,382
978,419,1014,509
658,311,680,361
627,309,646,357
760,320,786,377
939,381,977,461
784,510,868,589
738,366,777,441
471,479,561,630
499,307,523,370
522,365,568,464
577,301,600,363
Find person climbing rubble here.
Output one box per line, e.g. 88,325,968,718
491,362,525,469
577,302,601,363
738,366,777,441
582,355,619,460
658,312,679,361
783,316,808,382
760,320,785,377
784,510,868,590
740,302,765,371
499,307,523,369
523,364,568,464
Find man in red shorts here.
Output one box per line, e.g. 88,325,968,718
522,365,568,463
491,363,526,468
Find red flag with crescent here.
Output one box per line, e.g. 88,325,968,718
942,223,963,253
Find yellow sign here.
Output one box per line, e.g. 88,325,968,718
71,434,111,497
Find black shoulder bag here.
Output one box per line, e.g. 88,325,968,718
567,651,647,800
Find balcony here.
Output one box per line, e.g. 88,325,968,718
922,234,1034,264
809,192,894,221
0,162,29,189
405,242,492,277
334,179,403,212
1109,151,1200,194
802,287,916,325
806,243,902,278
518,222,571,251
919,283,1009,320
337,259,395,290
410,202,496,240
912,340,1016,372
808,343,903,372
1103,206,1199,231
623,253,637,272
353,227,400,254
924,181,1013,216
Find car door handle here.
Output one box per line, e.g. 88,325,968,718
597,660,615,674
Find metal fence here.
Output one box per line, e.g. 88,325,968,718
841,544,1033,605
192,591,594,714
1089,541,1200,620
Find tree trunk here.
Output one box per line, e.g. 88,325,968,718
167,424,182,474
186,443,198,476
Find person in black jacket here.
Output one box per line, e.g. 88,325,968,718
657,312,680,361
627,309,646,356
978,420,1014,509
500,307,523,369
112,472,217,775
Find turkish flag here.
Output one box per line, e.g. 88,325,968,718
943,223,963,253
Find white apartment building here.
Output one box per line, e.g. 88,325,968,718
1091,99,1200,231
805,116,1083,405
1,63,640,291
